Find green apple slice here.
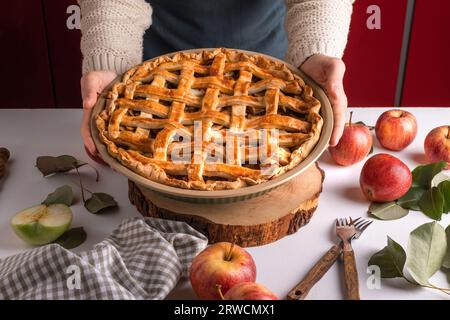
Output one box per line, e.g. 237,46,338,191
11,204,72,245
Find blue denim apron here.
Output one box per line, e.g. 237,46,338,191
143,0,288,60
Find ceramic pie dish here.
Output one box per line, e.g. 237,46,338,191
90,48,333,203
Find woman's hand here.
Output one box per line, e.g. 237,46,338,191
300,54,348,146
80,70,117,158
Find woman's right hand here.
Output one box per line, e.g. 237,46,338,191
80,70,117,159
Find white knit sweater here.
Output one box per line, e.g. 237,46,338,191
79,0,354,74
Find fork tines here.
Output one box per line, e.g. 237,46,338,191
336,217,373,232
354,218,373,232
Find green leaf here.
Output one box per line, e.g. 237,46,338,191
54,227,87,249
354,121,375,130
42,185,74,206
418,187,444,220
368,201,409,220
57,155,86,167
437,180,450,213
406,221,447,285
36,155,86,176
397,186,426,211
368,236,406,278
84,192,118,214
431,172,450,187
411,161,447,188
443,225,450,269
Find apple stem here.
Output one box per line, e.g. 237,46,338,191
225,242,235,261
447,126,450,139
215,284,225,300
349,111,353,126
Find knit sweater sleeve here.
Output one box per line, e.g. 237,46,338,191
78,0,152,74
284,0,354,67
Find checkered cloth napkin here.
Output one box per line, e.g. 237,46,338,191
0,217,208,299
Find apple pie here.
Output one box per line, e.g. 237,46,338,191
96,48,323,190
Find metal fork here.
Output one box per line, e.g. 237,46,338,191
287,217,372,300
348,217,373,241
336,217,372,300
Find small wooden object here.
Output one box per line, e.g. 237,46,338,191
287,243,342,300
0,147,10,179
343,250,360,300
128,163,324,247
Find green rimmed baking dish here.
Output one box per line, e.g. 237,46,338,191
90,48,333,204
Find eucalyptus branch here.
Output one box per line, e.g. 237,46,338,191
402,276,450,295
74,166,86,202
86,163,100,182
35,154,118,214
65,175,94,195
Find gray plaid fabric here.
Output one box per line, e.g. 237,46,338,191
0,217,207,299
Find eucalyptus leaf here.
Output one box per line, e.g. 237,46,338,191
354,121,375,130
438,180,450,213
54,227,87,249
396,187,426,211
368,236,406,278
42,185,73,206
411,161,447,188
84,192,118,214
418,187,444,220
36,155,86,176
443,225,450,269
431,172,450,188
368,201,409,220
406,221,447,285
57,155,86,168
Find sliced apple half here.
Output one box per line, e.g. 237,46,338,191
11,204,72,245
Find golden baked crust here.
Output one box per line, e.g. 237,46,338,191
96,48,323,190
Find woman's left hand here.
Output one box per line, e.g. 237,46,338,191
300,54,348,146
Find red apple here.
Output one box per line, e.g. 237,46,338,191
360,153,412,202
221,282,278,300
375,109,417,151
329,112,373,166
189,242,256,300
424,125,450,169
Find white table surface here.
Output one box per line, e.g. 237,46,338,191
0,108,449,300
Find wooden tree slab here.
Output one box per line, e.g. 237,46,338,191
128,163,324,247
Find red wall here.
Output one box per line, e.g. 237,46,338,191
43,0,82,108
401,0,450,107
0,0,448,108
0,1,54,108
343,0,408,107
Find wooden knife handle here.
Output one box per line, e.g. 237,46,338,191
343,250,360,300
287,243,342,300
